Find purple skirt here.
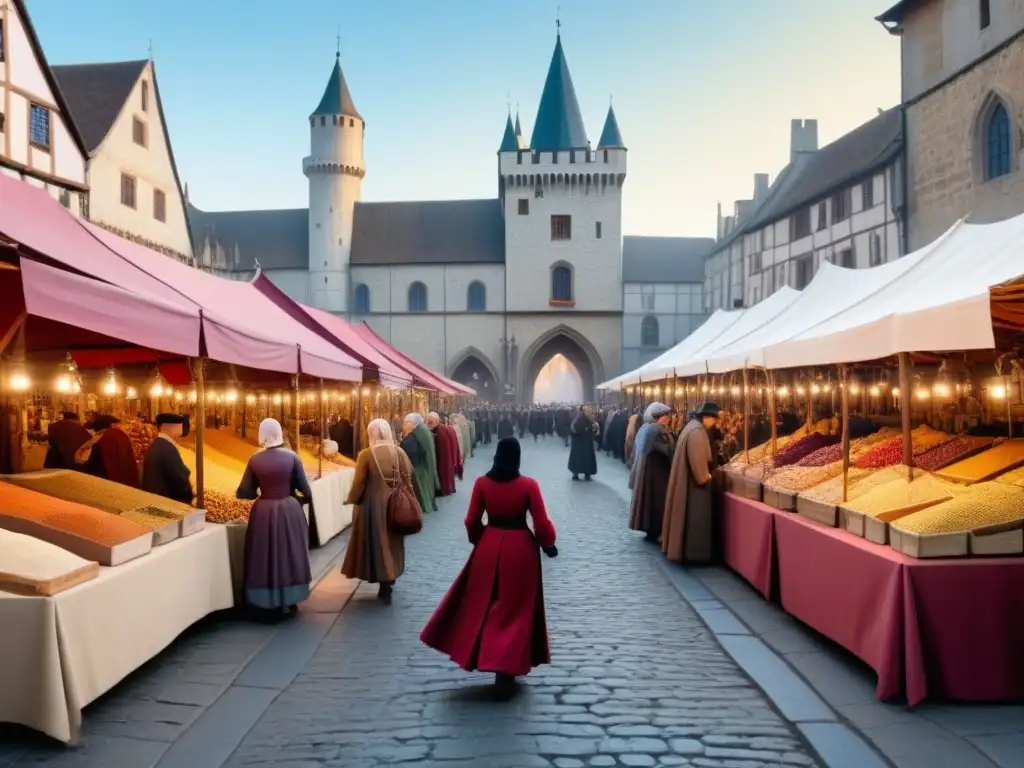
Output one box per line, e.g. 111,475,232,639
243,496,312,609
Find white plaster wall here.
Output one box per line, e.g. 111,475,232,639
443,264,505,312
263,268,311,305
500,147,625,313
0,1,86,187
306,111,365,314
86,62,192,256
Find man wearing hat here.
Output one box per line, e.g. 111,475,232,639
661,402,719,565
141,414,193,504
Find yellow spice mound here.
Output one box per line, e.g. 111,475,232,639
765,461,844,492
938,439,1024,484
802,467,905,505
844,474,960,518
893,482,1024,534
177,446,245,496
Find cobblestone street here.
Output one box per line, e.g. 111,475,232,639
1,437,820,768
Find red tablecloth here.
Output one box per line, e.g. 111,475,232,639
902,559,1024,704
773,511,906,700
720,493,777,599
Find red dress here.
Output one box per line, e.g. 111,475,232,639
433,426,459,496
420,475,557,676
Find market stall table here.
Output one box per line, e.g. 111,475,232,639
308,468,355,547
720,492,777,599
0,524,233,743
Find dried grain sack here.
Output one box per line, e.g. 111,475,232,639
893,482,1024,534
844,474,960,517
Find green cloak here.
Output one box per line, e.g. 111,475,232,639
467,420,476,455
412,422,438,511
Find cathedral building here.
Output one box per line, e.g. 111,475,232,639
188,33,704,402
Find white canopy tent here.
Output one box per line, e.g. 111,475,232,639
636,286,802,382
597,309,743,389
762,213,1024,369
689,250,929,375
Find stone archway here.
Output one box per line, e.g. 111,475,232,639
517,325,605,404
447,346,500,401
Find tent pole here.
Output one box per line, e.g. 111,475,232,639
742,366,751,465
768,370,778,459
194,357,206,511
841,365,850,503
898,352,913,482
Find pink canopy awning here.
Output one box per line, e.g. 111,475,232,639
250,272,411,388
353,323,473,395
84,223,362,382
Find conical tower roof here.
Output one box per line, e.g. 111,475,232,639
499,114,518,152
597,104,625,149
529,34,588,151
312,53,361,119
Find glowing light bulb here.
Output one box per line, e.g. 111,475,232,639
992,385,1007,399
796,386,806,396
870,386,880,396
915,389,929,400
226,390,238,403
175,392,184,401
892,388,901,397
150,382,164,397
777,386,790,397
103,378,118,396
731,386,741,396
9,373,31,392
55,375,72,393
933,384,949,397
126,387,138,399
811,384,821,394
245,394,256,404
189,389,198,403
273,394,282,405
850,384,860,395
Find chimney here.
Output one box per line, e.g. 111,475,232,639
790,119,819,162
716,201,723,241
753,173,769,205
735,199,754,223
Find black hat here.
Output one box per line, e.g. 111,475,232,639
697,402,721,418
86,415,120,430
61,411,80,421
155,413,186,427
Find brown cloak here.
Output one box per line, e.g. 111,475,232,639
627,425,674,539
662,419,715,563
624,414,639,467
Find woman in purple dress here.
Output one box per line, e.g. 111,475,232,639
236,418,313,617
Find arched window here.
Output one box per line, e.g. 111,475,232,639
353,283,370,314
641,316,659,348
467,281,486,312
408,281,427,312
985,101,1012,181
551,264,573,303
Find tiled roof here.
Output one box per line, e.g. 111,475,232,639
187,204,309,271
351,199,505,265
312,54,361,119
597,105,625,149
622,236,715,283
738,107,902,234
876,0,922,24
530,34,589,151
51,60,148,152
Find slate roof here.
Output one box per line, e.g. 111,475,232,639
499,114,518,152
530,34,589,151
738,107,902,234
598,105,625,149
312,54,362,119
187,204,309,271
876,0,922,24
622,236,715,283
351,199,505,265
52,60,148,152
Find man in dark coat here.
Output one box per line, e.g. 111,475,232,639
141,414,193,504
45,411,91,470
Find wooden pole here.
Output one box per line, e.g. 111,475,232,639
742,366,751,464
194,358,206,510
841,365,851,503
768,370,778,458
354,386,363,456
898,352,913,482
318,378,325,480
292,375,300,451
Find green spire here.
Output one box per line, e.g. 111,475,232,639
597,104,625,149
499,113,518,152
312,53,361,119
530,33,589,151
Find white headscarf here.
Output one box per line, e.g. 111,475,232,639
259,418,284,448
367,418,394,447
405,413,423,426
426,411,440,427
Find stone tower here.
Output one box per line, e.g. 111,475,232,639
304,53,365,313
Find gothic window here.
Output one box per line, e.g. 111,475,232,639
551,264,573,303
408,281,427,313
985,101,1012,181
354,283,370,313
29,104,50,150
641,316,659,348
467,281,486,312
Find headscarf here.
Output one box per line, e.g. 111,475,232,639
367,418,394,447
426,411,440,428
634,402,671,458
405,413,424,426
487,437,521,483
259,418,284,448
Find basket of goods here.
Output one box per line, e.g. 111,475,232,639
890,482,1024,557
201,490,253,524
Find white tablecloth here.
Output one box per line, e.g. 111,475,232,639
309,468,354,547
0,524,233,743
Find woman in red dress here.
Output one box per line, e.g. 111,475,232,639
420,437,557,695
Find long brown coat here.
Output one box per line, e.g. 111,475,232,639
627,425,674,539
341,444,414,583
624,415,640,467
662,419,715,563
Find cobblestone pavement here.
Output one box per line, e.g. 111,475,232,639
0,437,821,768
222,437,818,768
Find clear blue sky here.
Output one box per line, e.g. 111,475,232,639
28,0,900,238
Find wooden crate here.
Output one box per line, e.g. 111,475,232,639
736,476,763,502
799,496,840,527
763,486,797,511
969,520,1024,557
893,528,969,559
